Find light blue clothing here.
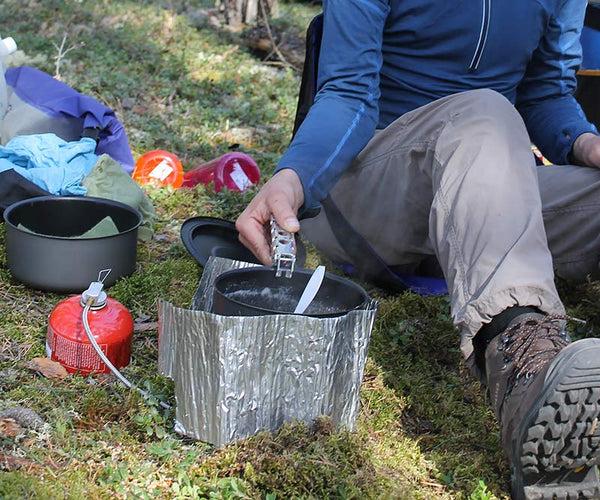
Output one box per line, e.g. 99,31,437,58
0,134,97,195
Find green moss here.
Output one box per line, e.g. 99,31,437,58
195,418,387,498
0,471,106,500
109,258,199,312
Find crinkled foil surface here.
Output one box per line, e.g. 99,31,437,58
158,257,377,446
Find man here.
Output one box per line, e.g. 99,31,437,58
236,0,600,497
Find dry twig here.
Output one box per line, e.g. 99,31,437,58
257,0,299,71
52,33,84,80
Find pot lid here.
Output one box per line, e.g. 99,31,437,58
180,216,306,267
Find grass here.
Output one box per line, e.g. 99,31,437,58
1,1,598,498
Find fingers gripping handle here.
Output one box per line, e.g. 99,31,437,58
270,216,296,278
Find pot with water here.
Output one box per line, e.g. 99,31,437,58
212,267,369,318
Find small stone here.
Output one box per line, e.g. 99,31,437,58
0,368,20,383
187,9,209,28
135,313,152,323
0,407,45,431
121,97,135,110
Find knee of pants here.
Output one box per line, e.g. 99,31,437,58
436,89,534,179
449,89,530,146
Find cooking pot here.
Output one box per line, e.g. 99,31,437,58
3,196,141,292
212,266,369,318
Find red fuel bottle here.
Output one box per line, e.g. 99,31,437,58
182,152,260,192
47,294,133,375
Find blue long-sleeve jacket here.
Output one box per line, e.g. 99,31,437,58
277,0,598,211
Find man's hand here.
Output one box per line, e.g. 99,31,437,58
236,169,304,265
573,133,600,167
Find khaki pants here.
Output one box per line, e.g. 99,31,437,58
301,89,600,361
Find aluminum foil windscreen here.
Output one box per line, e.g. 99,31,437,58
158,256,378,447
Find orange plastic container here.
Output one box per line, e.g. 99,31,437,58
132,150,184,188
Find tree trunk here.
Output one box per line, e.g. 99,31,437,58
217,0,278,28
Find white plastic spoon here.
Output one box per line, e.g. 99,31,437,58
294,266,326,315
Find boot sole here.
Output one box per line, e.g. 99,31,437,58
512,338,600,499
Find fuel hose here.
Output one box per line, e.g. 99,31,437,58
82,301,170,410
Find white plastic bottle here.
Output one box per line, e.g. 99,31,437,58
0,36,17,125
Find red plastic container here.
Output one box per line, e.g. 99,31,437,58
182,152,260,192
133,150,184,188
46,296,134,375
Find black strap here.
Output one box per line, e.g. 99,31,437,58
585,5,600,32
292,14,324,138
321,195,408,292
0,170,51,217
81,127,101,143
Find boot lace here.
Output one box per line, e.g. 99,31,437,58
499,314,570,397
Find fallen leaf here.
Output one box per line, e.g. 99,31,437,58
134,322,158,333
0,452,60,472
26,358,68,380
0,453,35,471
251,38,272,52
0,418,23,438
131,104,148,114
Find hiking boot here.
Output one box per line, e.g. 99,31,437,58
484,313,600,499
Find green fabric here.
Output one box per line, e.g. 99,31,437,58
18,216,119,239
79,216,119,238
83,154,156,241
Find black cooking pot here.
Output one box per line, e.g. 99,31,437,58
3,196,142,292
212,267,369,318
